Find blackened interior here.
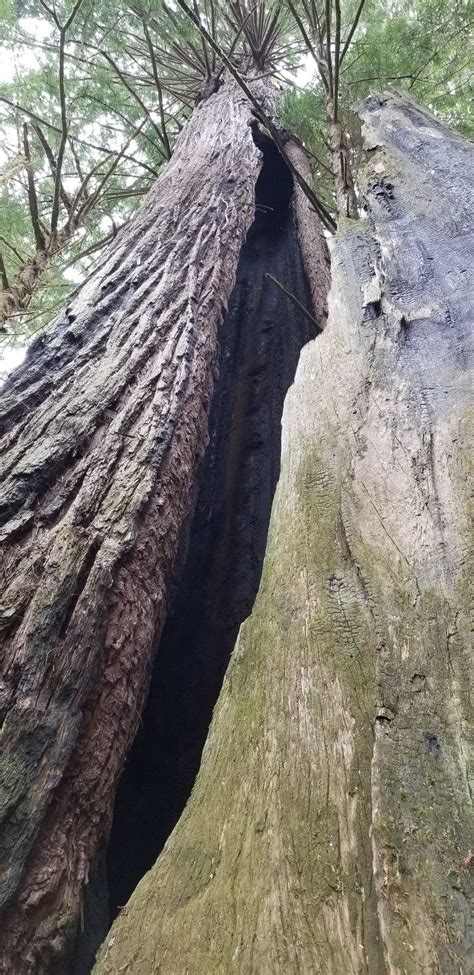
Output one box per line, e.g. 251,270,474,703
105,132,316,919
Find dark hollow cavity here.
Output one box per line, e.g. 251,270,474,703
105,135,317,921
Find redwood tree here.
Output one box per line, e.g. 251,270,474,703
94,90,474,975
1,2,473,974
0,19,328,968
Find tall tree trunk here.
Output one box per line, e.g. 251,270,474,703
0,75,325,974
94,92,474,975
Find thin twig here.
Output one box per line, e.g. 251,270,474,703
339,0,367,66
265,273,321,331
22,123,46,251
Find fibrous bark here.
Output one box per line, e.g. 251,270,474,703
95,92,474,975
0,75,296,973
106,137,318,917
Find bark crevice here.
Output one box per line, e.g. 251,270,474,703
104,132,318,929
0,76,265,973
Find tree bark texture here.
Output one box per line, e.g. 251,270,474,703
95,92,474,975
105,136,322,924
0,76,304,973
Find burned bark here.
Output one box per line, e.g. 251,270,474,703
95,92,473,975
106,136,318,919
0,75,326,973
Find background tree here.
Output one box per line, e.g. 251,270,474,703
343,0,473,134
0,0,188,338
1,0,471,345
280,0,473,209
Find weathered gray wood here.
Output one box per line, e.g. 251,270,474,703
0,76,273,973
95,92,473,975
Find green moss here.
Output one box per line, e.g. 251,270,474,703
94,420,472,975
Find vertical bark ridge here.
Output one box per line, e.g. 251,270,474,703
0,77,267,973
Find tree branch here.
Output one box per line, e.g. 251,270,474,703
0,253,9,291
0,96,159,176
193,0,212,78
61,228,119,270
95,47,168,155
78,116,149,221
50,0,85,234
51,26,68,234
22,123,46,252
286,0,329,91
325,0,334,98
339,0,367,67
0,235,30,264
32,124,72,213
142,19,172,159
347,73,414,86
333,0,341,119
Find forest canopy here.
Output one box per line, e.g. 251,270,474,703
0,0,472,363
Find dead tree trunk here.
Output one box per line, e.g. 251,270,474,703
0,75,328,974
94,92,474,975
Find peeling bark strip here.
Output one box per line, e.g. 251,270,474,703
95,93,474,975
0,76,287,973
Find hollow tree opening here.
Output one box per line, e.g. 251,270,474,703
105,134,318,922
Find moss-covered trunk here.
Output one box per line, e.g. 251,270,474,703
95,92,473,975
